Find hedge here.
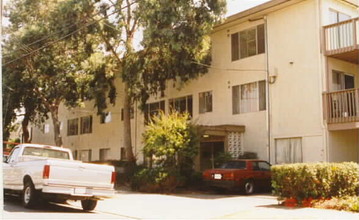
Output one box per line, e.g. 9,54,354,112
271,162,359,203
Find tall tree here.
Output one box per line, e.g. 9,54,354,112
96,0,226,162
3,0,116,146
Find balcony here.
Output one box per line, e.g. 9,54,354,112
323,18,359,64
323,89,359,130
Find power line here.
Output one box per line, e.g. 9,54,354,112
3,2,117,57
191,61,266,72
3,0,139,66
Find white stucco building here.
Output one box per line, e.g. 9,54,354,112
30,0,359,170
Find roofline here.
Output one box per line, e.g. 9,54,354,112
214,0,295,31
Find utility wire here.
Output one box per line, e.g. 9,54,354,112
2,1,117,58
191,61,266,72
3,0,139,66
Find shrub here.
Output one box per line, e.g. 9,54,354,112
138,112,198,192
313,196,359,212
272,162,359,203
131,167,184,193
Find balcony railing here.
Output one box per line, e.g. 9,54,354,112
324,18,359,63
323,89,359,124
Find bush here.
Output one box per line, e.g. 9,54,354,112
313,196,359,212
272,162,359,203
131,167,184,193
138,112,198,192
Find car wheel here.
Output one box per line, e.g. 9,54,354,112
244,180,255,195
23,181,38,208
81,199,97,211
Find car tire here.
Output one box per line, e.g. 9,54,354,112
23,181,38,208
244,180,255,195
81,199,97,211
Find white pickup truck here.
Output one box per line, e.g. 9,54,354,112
3,144,116,211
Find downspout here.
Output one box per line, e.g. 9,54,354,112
317,0,330,162
264,16,271,163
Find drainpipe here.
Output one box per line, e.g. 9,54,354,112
264,16,271,163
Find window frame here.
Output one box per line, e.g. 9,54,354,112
144,100,165,124
232,80,266,114
231,24,265,61
169,95,193,117
80,115,93,134
67,118,79,136
199,91,213,114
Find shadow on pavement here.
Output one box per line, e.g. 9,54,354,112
4,195,91,213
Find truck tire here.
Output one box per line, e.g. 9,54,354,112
244,180,255,195
81,199,97,211
23,181,38,208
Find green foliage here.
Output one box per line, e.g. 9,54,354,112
137,112,199,192
313,196,359,212
131,167,185,193
143,112,198,167
272,162,359,202
213,152,234,168
3,0,116,145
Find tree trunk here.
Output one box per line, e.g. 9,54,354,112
22,111,31,143
50,106,63,146
123,83,135,162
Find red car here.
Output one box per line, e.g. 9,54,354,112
202,159,271,194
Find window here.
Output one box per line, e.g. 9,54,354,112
67,118,79,136
42,124,50,134
144,100,165,124
231,24,265,61
332,70,354,91
100,112,112,124
232,80,266,114
80,149,92,162
253,161,271,171
199,91,213,113
169,95,193,117
99,148,110,161
275,138,302,164
80,115,92,134
121,107,134,121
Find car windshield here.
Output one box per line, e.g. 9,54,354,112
220,161,246,169
23,147,70,160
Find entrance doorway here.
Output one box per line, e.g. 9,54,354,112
200,141,224,171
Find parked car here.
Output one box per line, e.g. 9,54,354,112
202,159,271,194
3,144,116,211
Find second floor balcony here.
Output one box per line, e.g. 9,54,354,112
324,18,359,64
323,88,359,130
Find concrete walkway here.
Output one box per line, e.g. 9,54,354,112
68,190,359,219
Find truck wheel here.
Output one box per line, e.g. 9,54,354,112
244,180,255,195
23,181,38,208
81,199,97,211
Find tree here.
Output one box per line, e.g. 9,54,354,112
143,112,198,170
3,0,116,146
95,0,226,162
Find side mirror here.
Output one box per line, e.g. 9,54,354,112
3,155,9,163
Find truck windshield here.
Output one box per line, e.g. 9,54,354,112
23,147,70,160
220,161,246,169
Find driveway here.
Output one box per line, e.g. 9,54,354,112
66,189,359,219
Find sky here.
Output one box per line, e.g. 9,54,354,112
226,0,271,16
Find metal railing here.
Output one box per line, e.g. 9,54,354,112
323,88,359,124
324,18,359,55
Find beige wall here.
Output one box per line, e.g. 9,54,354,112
268,0,326,163
329,129,359,162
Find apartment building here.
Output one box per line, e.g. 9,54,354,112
31,0,359,170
